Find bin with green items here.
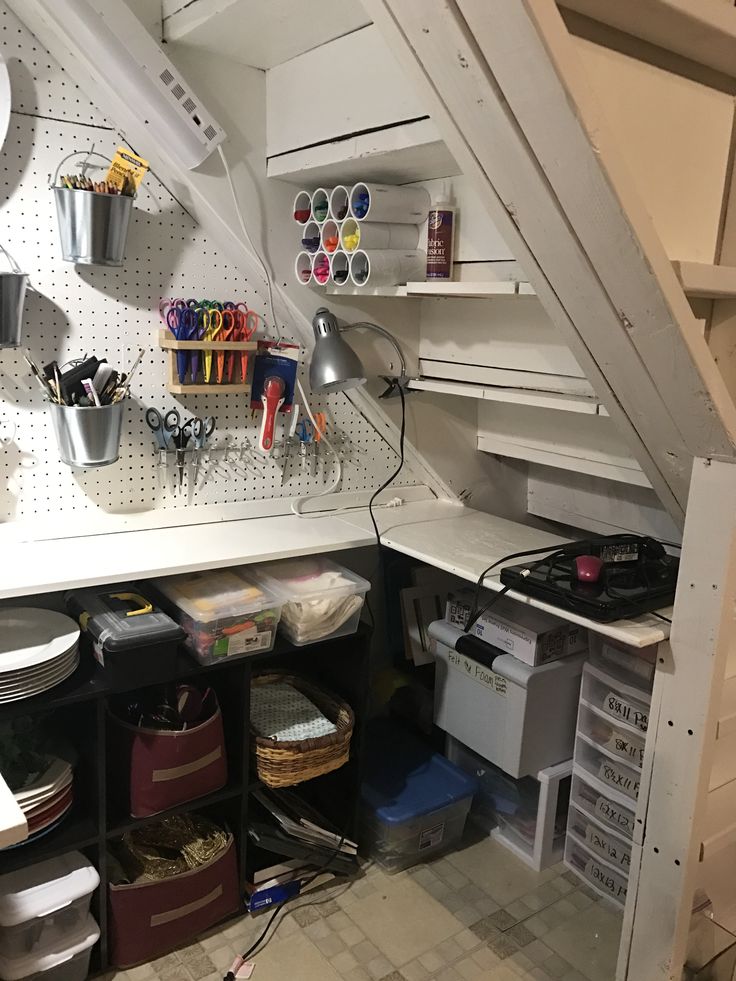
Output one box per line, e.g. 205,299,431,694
148,569,283,664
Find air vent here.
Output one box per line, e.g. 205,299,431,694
182,97,196,114
159,68,174,86
171,83,184,101
204,125,217,141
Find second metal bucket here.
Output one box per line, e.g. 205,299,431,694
53,187,133,266
0,271,27,349
49,401,125,468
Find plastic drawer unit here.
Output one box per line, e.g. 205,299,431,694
0,916,99,981
429,619,585,778
564,835,628,909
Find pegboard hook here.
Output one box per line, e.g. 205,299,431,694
49,147,116,190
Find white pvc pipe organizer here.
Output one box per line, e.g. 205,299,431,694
340,217,419,252
301,220,321,254
349,249,425,288
293,190,312,225
329,250,350,286
321,219,341,254
311,187,333,224
312,249,331,285
329,185,349,221
295,250,313,285
349,182,431,224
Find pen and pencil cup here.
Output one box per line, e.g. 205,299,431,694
49,401,125,468
51,150,134,266
0,245,27,349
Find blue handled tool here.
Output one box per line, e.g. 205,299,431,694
167,306,199,383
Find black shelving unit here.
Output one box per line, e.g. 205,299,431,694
0,625,372,976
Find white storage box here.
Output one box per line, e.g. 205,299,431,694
429,620,585,777
571,772,636,841
445,735,571,871
0,853,99,959
564,835,628,909
249,557,370,646
445,589,587,666
568,804,632,873
0,914,99,981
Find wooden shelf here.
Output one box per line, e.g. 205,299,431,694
407,377,601,414
672,261,736,300
168,382,251,395
158,330,258,352
323,279,535,298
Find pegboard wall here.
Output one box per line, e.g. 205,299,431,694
0,1,421,525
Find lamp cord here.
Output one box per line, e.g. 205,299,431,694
368,383,406,546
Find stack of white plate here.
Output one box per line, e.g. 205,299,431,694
11,757,74,845
0,609,80,704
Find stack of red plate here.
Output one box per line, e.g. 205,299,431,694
13,757,74,843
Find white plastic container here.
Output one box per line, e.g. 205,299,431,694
292,190,312,225
300,221,321,254
570,772,636,841
0,915,99,981
564,835,628,909
248,557,370,647
568,804,632,874
587,633,657,691
349,249,425,288
340,217,419,252
295,250,313,285
349,182,430,224
150,569,283,664
582,663,650,734
321,219,341,254
329,250,350,287
429,620,584,778
328,185,349,221
575,736,641,802
0,853,99,960
578,702,646,769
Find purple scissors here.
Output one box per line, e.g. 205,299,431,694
167,304,200,383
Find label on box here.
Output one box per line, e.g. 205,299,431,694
419,822,445,850
595,795,634,836
583,822,630,870
92,639,105,667
598,760,640,798
228,628,271,656
603,690,648,732
604,731,644,767
446,650,507,697
584,856,627,903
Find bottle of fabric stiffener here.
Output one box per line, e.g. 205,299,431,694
426,195,455,280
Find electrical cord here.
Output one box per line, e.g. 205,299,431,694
223,831,352,980
291,377,343,516
217,144,280,341
367,383,406,547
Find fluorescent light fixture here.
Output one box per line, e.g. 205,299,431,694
8,0,226,170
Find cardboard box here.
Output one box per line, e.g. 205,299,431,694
445,589,587,666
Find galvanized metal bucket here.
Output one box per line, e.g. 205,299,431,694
51,149,134,266
0,263,27,349
53,187,133,266
49,401,125,468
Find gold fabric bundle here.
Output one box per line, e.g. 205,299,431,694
113,814,227,883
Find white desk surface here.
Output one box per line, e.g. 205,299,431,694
1,499,670,646
340,501,671,648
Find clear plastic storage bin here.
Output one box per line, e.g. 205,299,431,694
587,634,657,691
0,852,99,959
0,915,99,981
360,720,477,873
575,736,641,801
248,557,370,646
565,835,628,909
567,804,632,873
571,772,636,841
578,703,646,769
150,569,282,664
582,663,650,734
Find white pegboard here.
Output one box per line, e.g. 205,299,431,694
0,1,421,524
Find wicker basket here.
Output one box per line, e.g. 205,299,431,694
250,673,355,788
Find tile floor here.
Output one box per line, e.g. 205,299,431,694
102,835,623,981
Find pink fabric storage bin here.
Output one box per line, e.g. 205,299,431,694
108,834,239,968
109,706,228,818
